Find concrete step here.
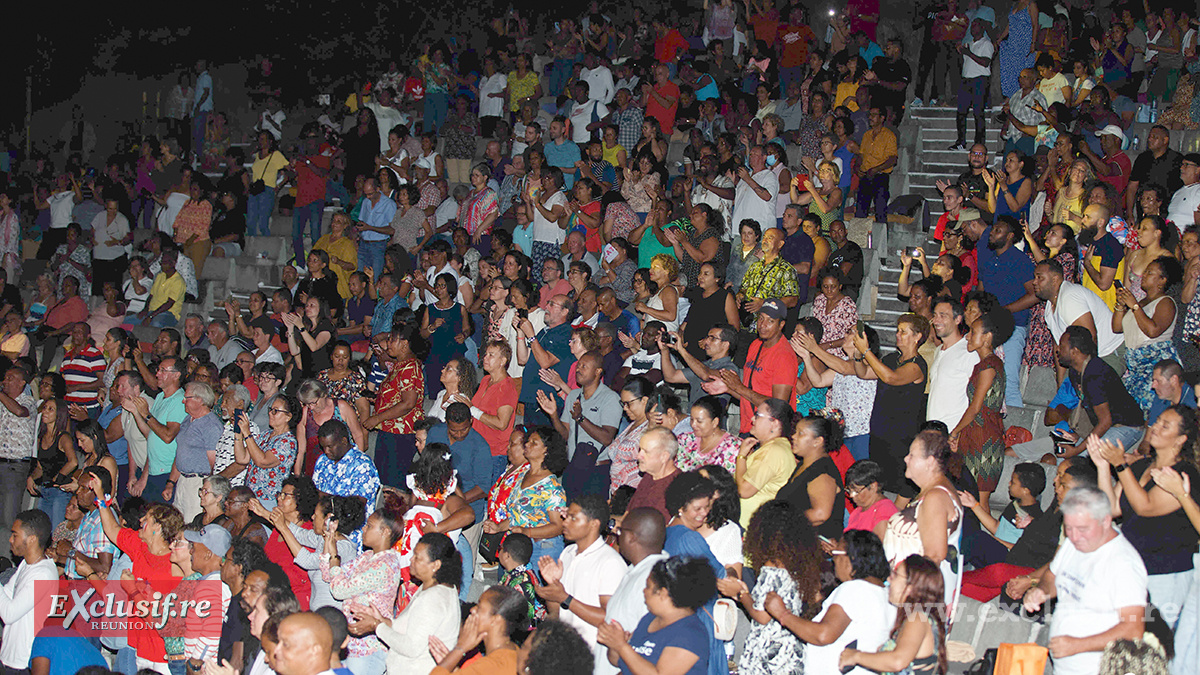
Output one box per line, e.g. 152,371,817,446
920,127,1004,142
909,105,1003,120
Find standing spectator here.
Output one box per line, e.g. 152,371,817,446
442,96,481,187
1079,126,1133,200
1080,203,1125,311
0,366,35,558
544,120,582,192
996,0,1038,97
1021,486,1146,675
161,382,223,521
733,146,781,241
1112,256,1182,411
975,216,1035,407
999,69,1046,156
289,126,331,264
952,308,1013,507
192,59,213,158
422,46,453,133
60,322,106,418
363,324,425,485
517,295,575,428
91,196,131,297
642,64,680,137
247,131,288,237
0,510,58,675
233,393,298,509
926,297,980,431
869,39,912,125
356,178,397,279
1126,126,1184,216
478,58,508,138
855,107,897,222
775,7,816,94
950,19,994,151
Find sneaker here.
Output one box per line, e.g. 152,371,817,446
947,142,967,151
912,97,925,108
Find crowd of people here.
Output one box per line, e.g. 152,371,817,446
2,1,1200,675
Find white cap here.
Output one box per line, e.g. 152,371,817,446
1095,125,1127,144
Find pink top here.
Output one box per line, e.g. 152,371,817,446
846,497,899,534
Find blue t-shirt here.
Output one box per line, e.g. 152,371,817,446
1147,383,1197,427
780,229,816,303
975,229,1035,326
427,424,493,521
620,612,710,675
31,628,108,675
100,404,128,464
519,322,575,405
544,140,583,189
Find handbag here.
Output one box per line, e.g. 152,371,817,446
709,598,738,641
993,643,1048,675
478,530,506,565
249,151,274,195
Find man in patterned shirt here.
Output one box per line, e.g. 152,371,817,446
313,419,380,548
61,322,106,417
736,227,800,331
65,466,118,579
0,365,36,560
604,88,645,152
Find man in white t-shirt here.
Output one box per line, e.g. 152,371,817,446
732,145,779,233
359,87,409,153
568,82,609,144
951,18,994,151
38,173,82,258
1033,259,1123,359
477,60,508,136
581,53,616,106
536,494,628,670
1166,153,1200,231
927,296,980,430
600,508,668,675
1022,486,1146,675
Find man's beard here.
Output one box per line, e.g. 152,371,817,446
1078,226,1099,247
986,238,1002,251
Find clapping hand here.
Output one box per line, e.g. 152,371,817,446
617,330,638,351
596,620,630,649
535,389,558,416
1085,434,1126,467
1150,465,1190,501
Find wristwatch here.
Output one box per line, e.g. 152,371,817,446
562,594,574,611
1114,463,1128,474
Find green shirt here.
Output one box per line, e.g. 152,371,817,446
147,388,186,475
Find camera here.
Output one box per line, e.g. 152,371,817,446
664,334,677,345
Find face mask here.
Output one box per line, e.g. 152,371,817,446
765,154,778,167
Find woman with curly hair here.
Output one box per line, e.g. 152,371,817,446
484,426,569,563
253,474,321,609
718,499,823,675
838,554,948,675
696,464,744,577
634,253,683,332
263,493,365,610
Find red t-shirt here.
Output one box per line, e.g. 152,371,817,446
655,30,690,63
472,374,519,457
1099,151,1132,198
646,81,681,135
627,467,680,521
295,154,331,207
739,337,799,433
117,528,178,663
265,526,312,610
405,77,425,102
777,24,816,68
751,10,781,47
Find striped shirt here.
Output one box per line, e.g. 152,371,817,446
61,343,105,407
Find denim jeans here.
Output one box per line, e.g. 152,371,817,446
1001,325,1028,408
191,112,208,162
293,199,325,261
39,485,72,528
1170,556,1200,675
343,650,387,675
1099,424,1144,453
0,460,31,559
455,533,474,602
247,187,276,237
530,535,564,572
845,434,870,461
167,660,186,675
358,239,388,279
149,312,179,328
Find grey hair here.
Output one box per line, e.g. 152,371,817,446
784,203,805,218
185,312,206,324
208,319,230,336
296,378,329,404
223,384,252,409
1060,485,1112,522
472,162,492,180
185,381,217,409
643,426,679,460
204,475,232,502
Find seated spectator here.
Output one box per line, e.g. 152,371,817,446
626,426,682,520
1113,253,1183,412
139,249,186,328
838,554,948,674
597,557,715,674
967,458,1097,605
32,276,87,372
50,222,91,296
842,460,899,539
733,398,797,528
522,620,595,675
605,376,655,495
497,532,547,629
483,425,569,563
428,585,527,675
1052,326,1145,460
1021,486,1147,675
694,465,744,576
960,462,1046,568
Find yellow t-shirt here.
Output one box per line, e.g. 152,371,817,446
739,436,797,528
251,150,289,190
602,143,626,169
313,234,358,298
1,332,29,357
149,272,186,319
507,72,540,112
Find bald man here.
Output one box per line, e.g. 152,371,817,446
1079,203,1124,311
601,507,668,675
271,613,333,675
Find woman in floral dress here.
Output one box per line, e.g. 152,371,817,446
952,309,1011,504
609,377,654,495
1021,222,1079,368
811,267,858,359
234,394,299,509
675,396,741,474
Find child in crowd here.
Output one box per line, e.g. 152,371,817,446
962,461,1046,568
497,532,546,632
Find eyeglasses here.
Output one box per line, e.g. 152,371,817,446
969,151,987,157
199,488,210,496
279,490,295,499
226,499,249,506
269,408,289,415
